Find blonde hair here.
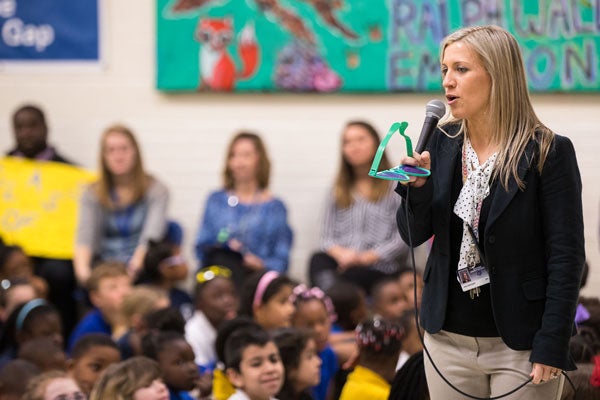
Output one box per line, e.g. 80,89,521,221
223,132,271,190
94,124,151,208
121,285,168,322
334,121,391,209
439,25,554,189
89,356,161,400
22,370,71,400
87,261,129,292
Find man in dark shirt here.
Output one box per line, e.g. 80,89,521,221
5,103,78,339
7,104,72,163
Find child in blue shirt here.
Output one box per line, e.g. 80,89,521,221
291,284,339,400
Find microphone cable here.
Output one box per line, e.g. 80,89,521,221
403,184,576,400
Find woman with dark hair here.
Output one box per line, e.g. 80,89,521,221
74,124,169,286
309,121,407,295
195,132,293,288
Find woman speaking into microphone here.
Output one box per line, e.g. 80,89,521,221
396,25,584,399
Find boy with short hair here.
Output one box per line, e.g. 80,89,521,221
372,276,408,320
224,327,285,400
68,261,132,352
67,333,121,396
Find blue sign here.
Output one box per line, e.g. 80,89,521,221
0,0,99,61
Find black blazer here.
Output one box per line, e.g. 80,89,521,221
396,125,585,370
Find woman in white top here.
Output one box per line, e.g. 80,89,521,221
309,120,407,295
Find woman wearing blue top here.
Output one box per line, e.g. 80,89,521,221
75,124,169,286
195,132,293,288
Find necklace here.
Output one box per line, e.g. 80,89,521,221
227,189,261,208
227,195,239,207
219,190,263,246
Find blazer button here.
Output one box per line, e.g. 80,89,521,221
488,235,496,244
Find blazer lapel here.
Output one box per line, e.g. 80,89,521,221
486,140,536,231
435,135,462,221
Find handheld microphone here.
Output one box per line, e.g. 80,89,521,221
414,99,446,154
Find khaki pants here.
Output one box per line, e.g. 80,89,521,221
423,330,564,400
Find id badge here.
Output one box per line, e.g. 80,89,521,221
457,264,490,292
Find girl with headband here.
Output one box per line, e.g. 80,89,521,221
186,265,239,372
238,270,295,331
0,299,62,369
291,284,339,400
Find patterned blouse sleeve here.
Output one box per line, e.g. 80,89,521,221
371,187,408,262
262,199,293,273
195,191,221,263
319,190,338,252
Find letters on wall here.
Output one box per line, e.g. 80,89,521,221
156,0,600,92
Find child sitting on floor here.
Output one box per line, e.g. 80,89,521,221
68,261,132,352
213,317,263,400
67,333,121,395
186,265,238,372
17,337,66,372
238,271,295,331
0,359,40,400
89,356,169,400
291,284,339,400
0,299,62,369
273,328,322,400
22,370,84,400
116,284,169,359
142,331,204,400
0,279,40,329
0,245,48,301
339,317,404,400
371,276,408,320
326,281,368,333
224,326,285,400
137,239,193,320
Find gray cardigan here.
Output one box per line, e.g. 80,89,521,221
76,179,169,261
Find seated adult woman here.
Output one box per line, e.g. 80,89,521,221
74,124,169,286
309,121,407,295
195,131,293,288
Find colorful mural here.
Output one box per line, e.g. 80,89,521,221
157,0,600,92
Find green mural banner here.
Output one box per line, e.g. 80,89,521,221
156,0,600,92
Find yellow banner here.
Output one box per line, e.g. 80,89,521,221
0,157,96,259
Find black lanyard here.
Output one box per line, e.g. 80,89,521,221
467,224,489,271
